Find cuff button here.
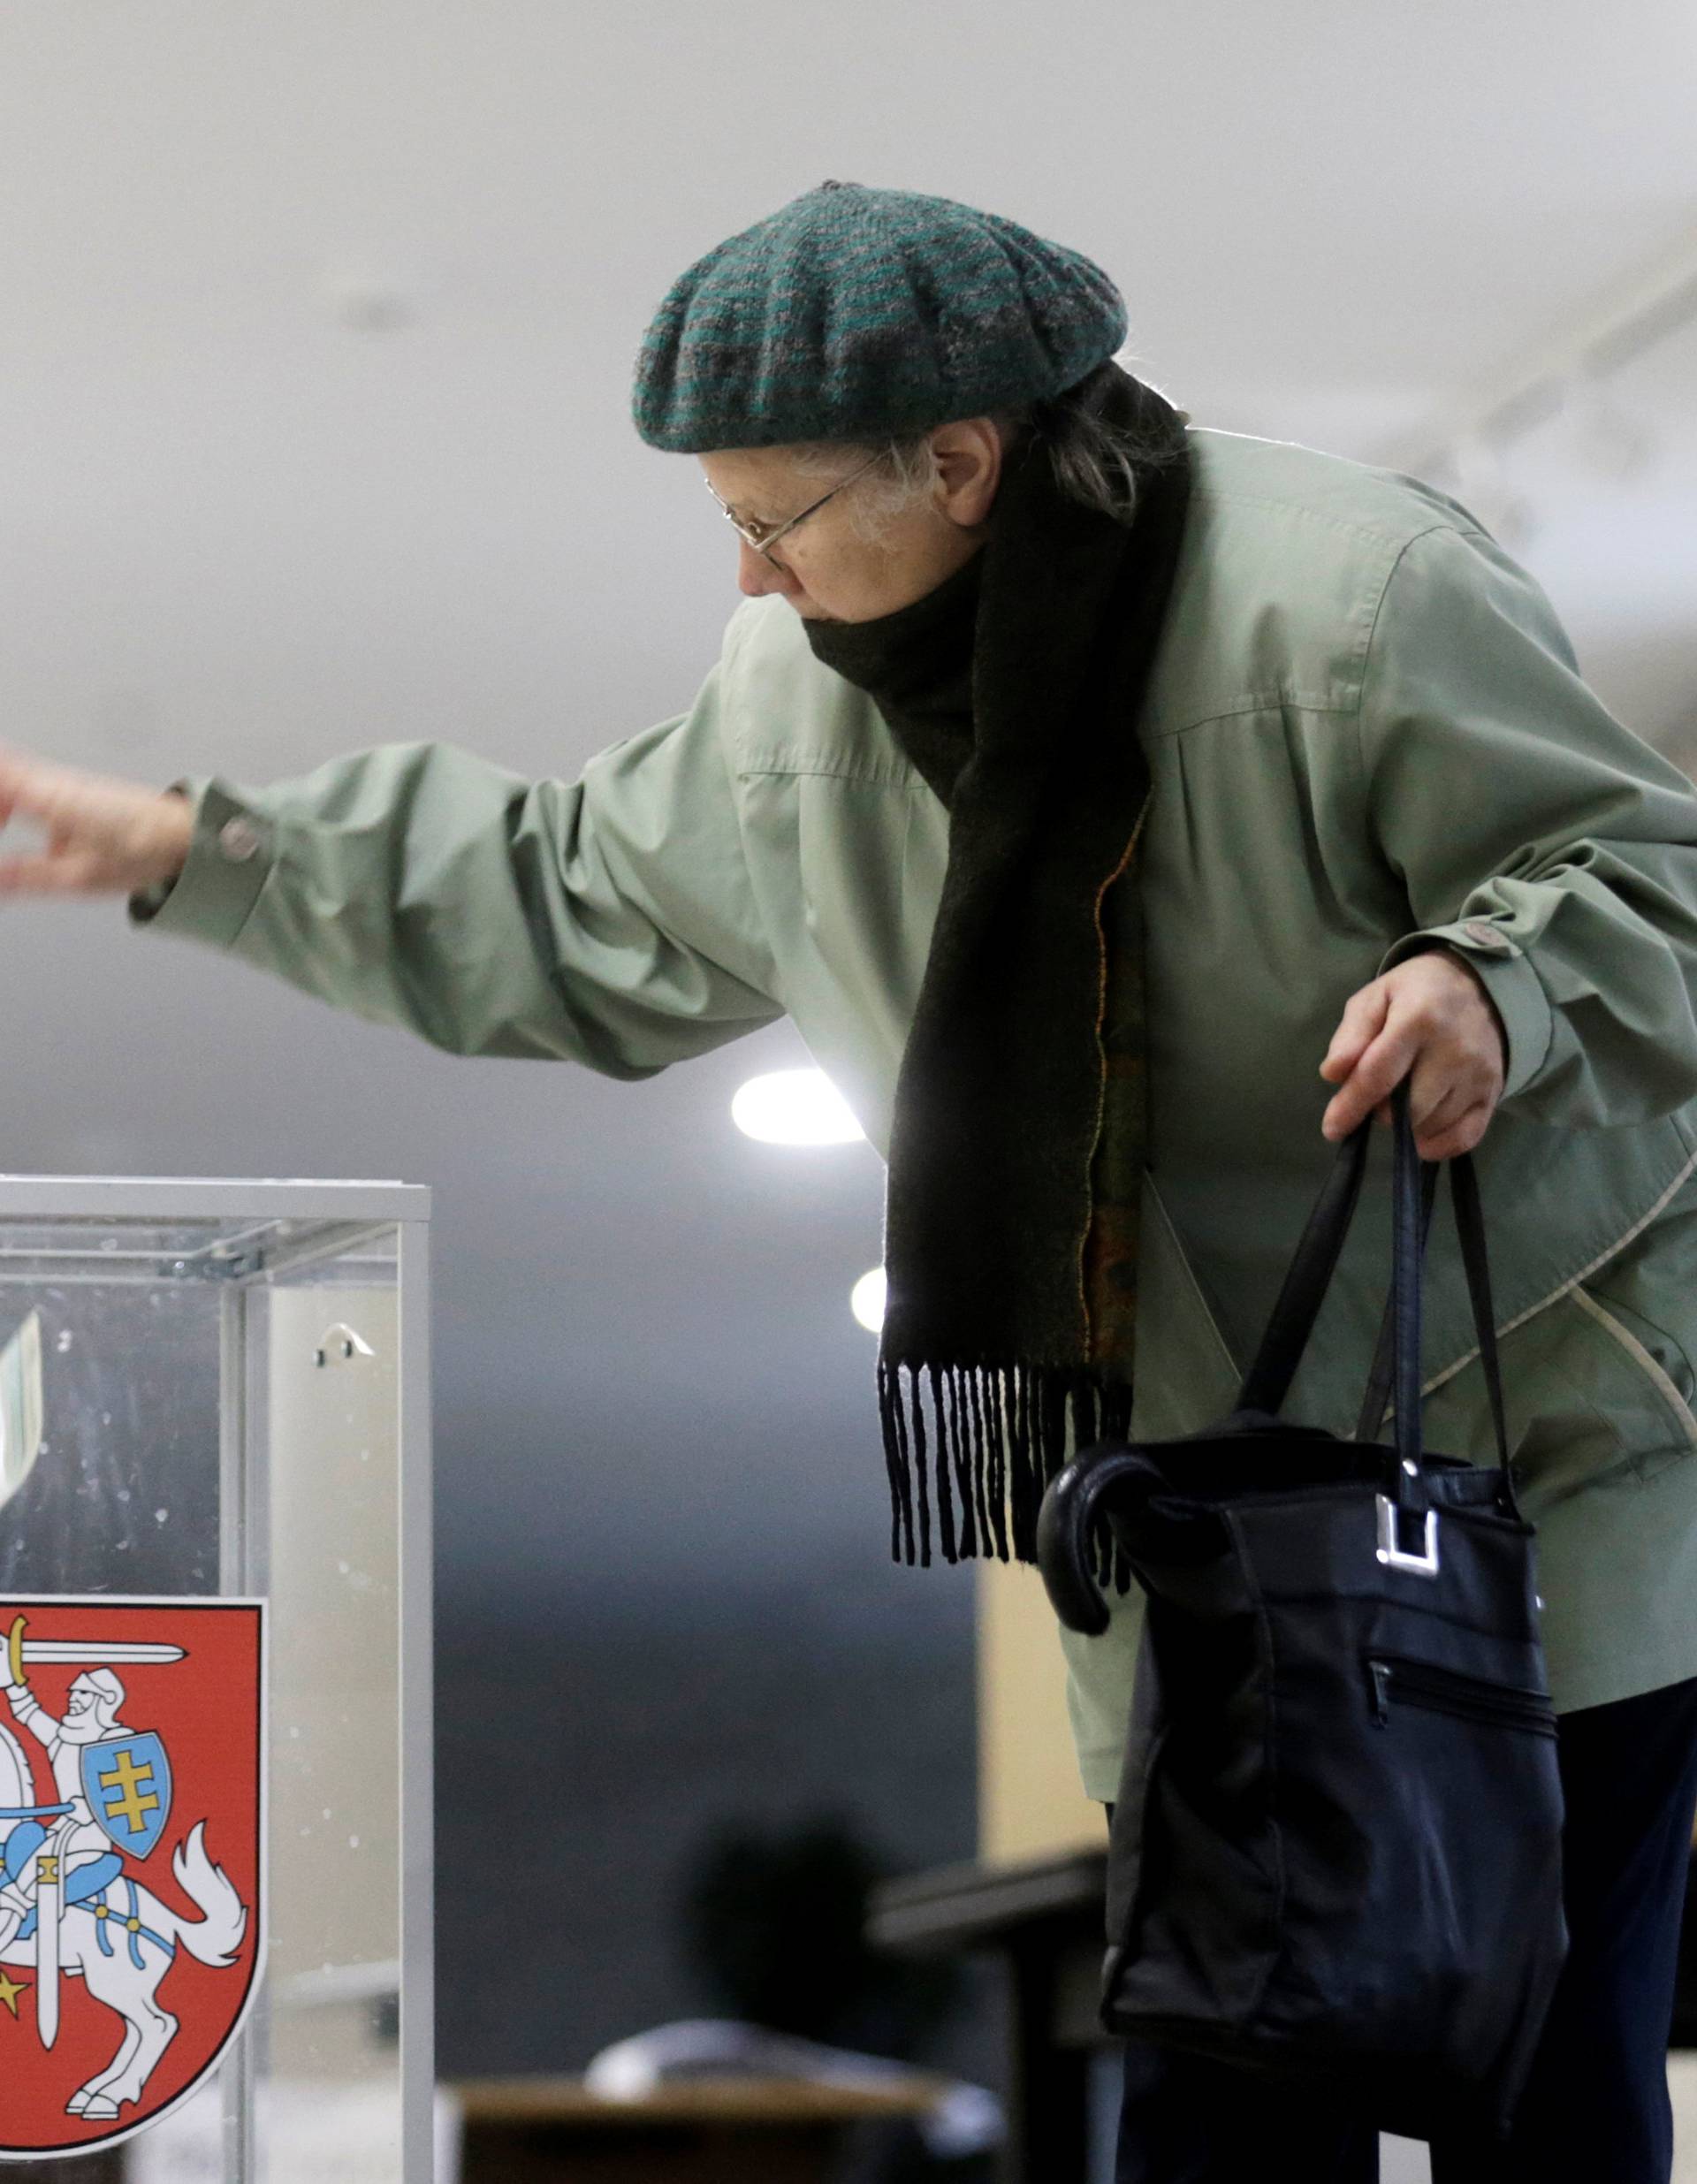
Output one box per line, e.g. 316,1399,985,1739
1461,919,1509,952
217,818,263,864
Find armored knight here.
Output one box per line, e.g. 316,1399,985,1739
0,1663,131,1951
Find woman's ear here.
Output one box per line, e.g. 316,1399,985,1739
929,417,1003,529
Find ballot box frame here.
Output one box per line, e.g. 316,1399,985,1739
0,1175,433,2182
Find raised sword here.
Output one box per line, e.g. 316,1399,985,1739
5,1616,186,1686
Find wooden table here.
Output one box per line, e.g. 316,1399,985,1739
452,2071,956,2183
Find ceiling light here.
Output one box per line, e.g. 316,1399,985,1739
731,1069,865,1145
850,1267,887,1334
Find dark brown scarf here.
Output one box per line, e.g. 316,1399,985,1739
806,364,1192,1588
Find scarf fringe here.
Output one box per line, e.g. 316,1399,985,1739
878,1359,1138,1598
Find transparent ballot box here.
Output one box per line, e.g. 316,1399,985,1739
0,1179,432,2180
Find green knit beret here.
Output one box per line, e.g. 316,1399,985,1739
632,179,1129,453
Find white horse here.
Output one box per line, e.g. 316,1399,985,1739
0,1721,247,2120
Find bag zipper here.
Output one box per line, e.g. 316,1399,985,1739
1365,1654,1556,1736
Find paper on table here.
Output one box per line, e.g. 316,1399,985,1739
583,2018,1002,2157
0,1311,42,1508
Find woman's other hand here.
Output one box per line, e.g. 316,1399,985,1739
0,750,194,900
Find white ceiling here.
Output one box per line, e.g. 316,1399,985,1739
2,2,1693,1593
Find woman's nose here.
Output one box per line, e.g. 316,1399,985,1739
737,540,801,599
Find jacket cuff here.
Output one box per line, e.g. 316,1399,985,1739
1377,919,1554,1102
127,780,275,946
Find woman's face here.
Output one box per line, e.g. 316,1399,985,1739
697,415,1003,624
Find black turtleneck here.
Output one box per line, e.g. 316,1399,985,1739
802,546,984,807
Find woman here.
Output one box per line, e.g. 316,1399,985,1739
4,179,1697,2180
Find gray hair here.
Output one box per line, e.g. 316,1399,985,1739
789,361,1181,544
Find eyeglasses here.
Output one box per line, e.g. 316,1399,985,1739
703,448,887,565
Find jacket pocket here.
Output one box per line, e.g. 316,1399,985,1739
1423,1280,1697,1513
1567,1285,1697,1480
1568,1179,1697,1487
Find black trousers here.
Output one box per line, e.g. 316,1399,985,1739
1108,1673,1697,2183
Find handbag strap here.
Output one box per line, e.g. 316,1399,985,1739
1388,1077,1426,1497
1234,1084,1514,1512
1353,1160,1440,1445
1452,1152,1517,1511
1355,1153,1518,1510
1235,1120,1370,1419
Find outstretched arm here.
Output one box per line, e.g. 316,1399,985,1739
0,620,785,1075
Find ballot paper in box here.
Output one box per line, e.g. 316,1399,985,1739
0,1178,432,2180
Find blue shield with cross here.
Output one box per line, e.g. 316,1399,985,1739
82,1732,173,1861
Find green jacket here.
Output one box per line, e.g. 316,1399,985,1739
139,427,1697,1803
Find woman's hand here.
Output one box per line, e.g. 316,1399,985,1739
0,750,194,899
1320,952,1509,1160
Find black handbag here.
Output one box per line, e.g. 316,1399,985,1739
1036,1090,1569,2142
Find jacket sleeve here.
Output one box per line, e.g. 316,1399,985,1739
1359,521,1697,1127
129,643,785,1077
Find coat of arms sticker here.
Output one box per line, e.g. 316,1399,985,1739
0,1594,264,2159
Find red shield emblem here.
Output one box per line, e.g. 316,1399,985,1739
0,1594,264,2157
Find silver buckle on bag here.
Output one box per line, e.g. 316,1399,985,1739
1376,1494,1441,1578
